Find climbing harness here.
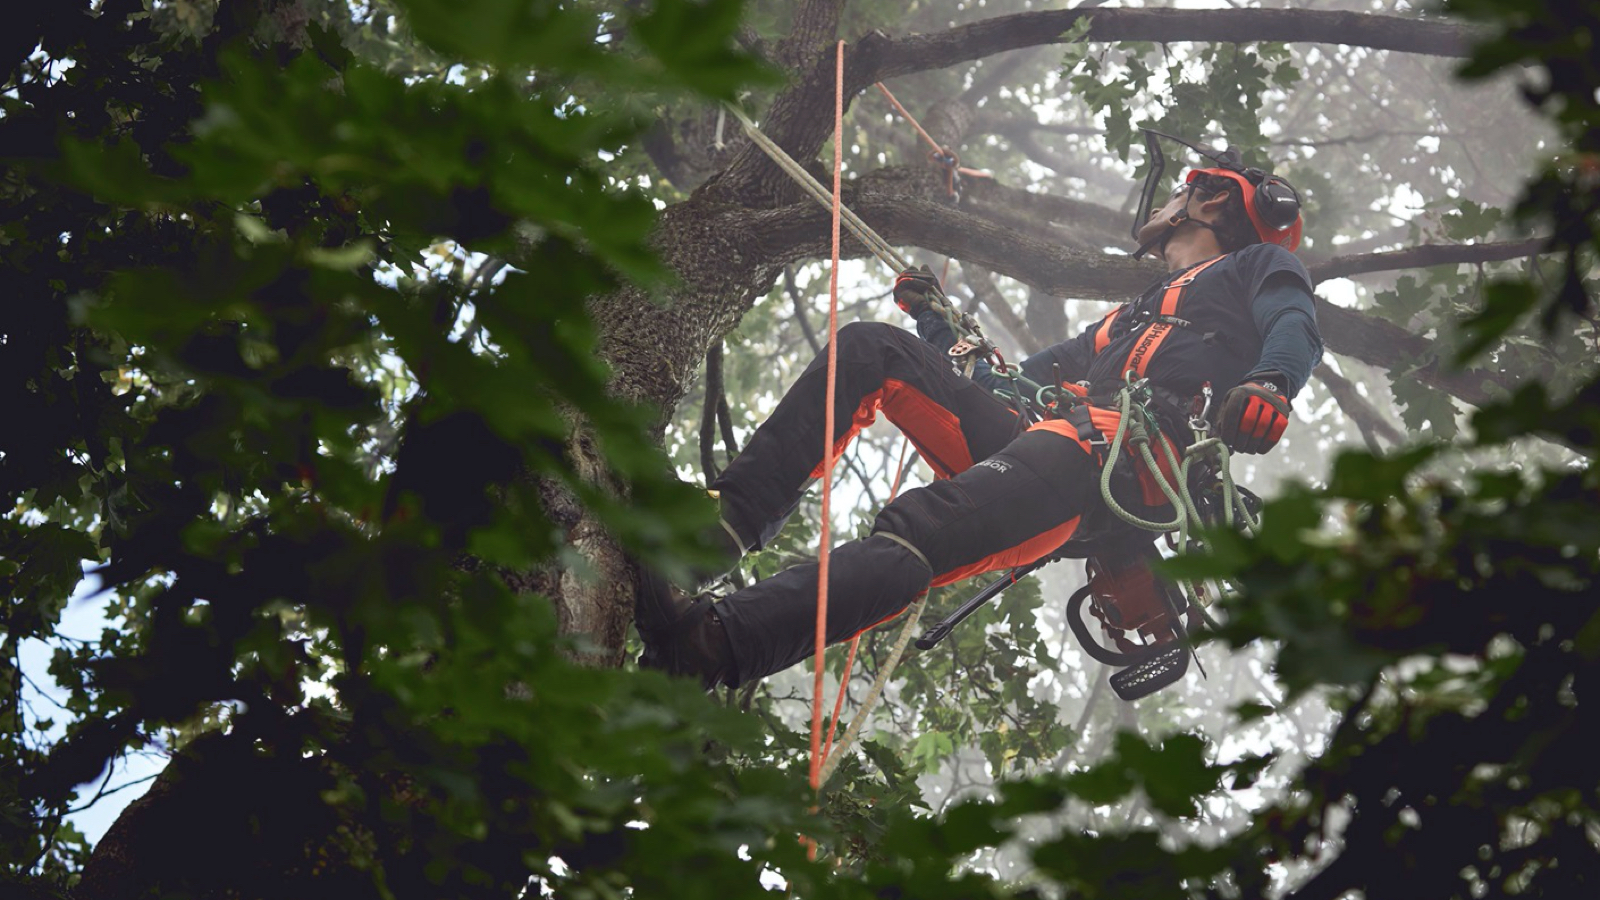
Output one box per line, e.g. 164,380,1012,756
894,379,1260,708
911,255,1265,701
914,378,1262,701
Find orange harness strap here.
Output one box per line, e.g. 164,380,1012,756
1119,255,1228,380
1093,307,1122,354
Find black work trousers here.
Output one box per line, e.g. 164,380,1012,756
710,322,1104,686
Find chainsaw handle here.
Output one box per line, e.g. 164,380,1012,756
914,562,1045,651
1066,583,1150,667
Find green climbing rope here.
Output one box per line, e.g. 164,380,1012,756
1095,374,1262,607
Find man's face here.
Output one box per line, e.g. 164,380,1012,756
1134,181,1193,254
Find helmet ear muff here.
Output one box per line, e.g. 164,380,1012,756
1253,175,1302,231
1135,131,1306,254
1188,167,1303,251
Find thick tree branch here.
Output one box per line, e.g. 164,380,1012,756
919,94,978,150
1307,239,1545,283
1314,363,1405,451
710,8,1480,206
961,263,1044,356
774,0,844,70
738,192,1153,299
872,9,1482,85
734,193,1542,408
1306,302,1510,408
962,175,1129,250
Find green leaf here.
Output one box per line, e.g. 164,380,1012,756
1389,373,1462,441
1443,200,1504,240
1456,279,1539,364
392,0,611,72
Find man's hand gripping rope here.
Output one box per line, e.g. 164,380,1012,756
723,100,1034,396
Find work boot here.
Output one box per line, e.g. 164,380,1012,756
634,564,739,690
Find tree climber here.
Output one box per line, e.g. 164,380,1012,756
636,138,1323,690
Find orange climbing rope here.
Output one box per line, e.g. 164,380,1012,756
808,38,847,796
819,437,911,766
809,61,993,800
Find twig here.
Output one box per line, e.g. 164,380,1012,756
66,772,160,813
785,266,824,354
700,342,727,482
1313,363,1405,450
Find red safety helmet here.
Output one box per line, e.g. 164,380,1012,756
1133,130,1304,254
1184,165,1303,251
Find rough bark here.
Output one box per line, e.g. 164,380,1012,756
552,428,638,666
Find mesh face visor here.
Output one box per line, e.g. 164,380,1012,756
1131,130,1238,241
1130,130,1170,242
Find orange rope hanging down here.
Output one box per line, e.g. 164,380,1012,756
819,436,911,766
808,38,847,796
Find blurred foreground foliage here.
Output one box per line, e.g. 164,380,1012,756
0,0,1596,898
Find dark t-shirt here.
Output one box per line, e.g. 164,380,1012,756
917,243,1321,401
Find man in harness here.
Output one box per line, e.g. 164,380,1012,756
636,136,1323,691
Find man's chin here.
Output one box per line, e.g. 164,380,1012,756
1135,226,1167,257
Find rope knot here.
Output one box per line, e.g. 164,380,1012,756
927,147,962,200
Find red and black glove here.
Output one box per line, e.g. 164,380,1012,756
1219,375,1292,454
893,265,941,316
